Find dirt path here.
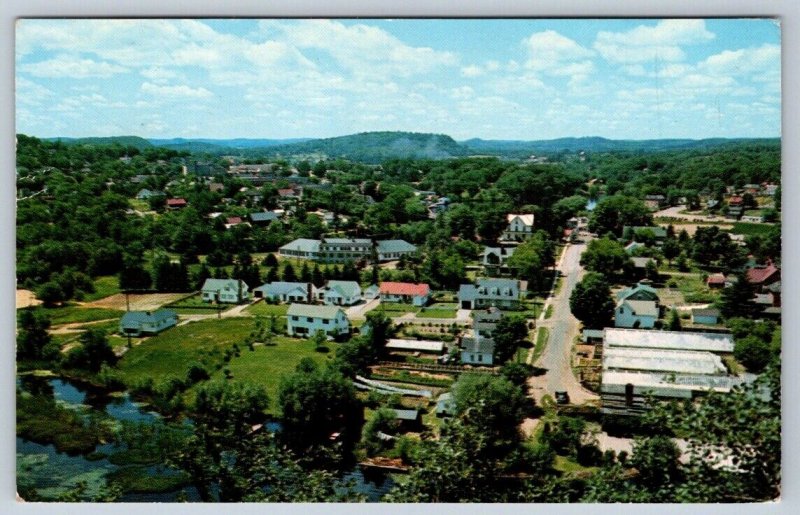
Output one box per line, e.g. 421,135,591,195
16,289,41,309
49,318,120,334
85,293,189,311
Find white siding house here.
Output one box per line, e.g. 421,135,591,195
318,280,362,306
119,309,177,337
501,214,535,241
286,304,350,338
252,282,315,303
201,279,249,304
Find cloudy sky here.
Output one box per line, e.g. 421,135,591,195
15,18,781,141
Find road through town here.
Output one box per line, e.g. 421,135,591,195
529,238,599,405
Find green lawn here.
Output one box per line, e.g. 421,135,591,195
244,302,289,317
417,308,457,319
729,222,776,236
83,276,120,301
31,306,124,326
208,335,332,413
167,293,227,314
377,303,419,315
544,305,554,319
117,318,256,385
533,327,549,363
661,273,720,304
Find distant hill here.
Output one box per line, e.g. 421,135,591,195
43,133,780,161
47,136,154,150
262,131,469,163
148,137,311,153
461,136,780,157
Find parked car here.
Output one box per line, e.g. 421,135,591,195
555,391,570,405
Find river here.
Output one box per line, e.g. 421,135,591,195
16,377,395,502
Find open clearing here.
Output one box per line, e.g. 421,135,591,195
85,293,189,311
16,289,42,309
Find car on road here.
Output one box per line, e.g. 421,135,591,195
555,391,570,405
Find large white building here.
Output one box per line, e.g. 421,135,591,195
279,237,417,263
501,214,535,241
286,303,350,338
600,328,741,416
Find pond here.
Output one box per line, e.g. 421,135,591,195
16,376,395,502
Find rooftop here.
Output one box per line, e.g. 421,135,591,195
604,328,734,353
287,303,346,320
380,282,430,296
386,339,445,353
603,346,727,375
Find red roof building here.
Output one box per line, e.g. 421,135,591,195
707,273,726,288
379,282,430,297
379,282,431,306
166,198,187,208
278,188,297,197
746,264,780,288
226,216,243,226
728,196,744,206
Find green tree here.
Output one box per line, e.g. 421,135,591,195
64,329,117,373
580,237,629,275
718,272,755,319
507,230,555,291
491,315,528,363
17,309,59,362
570,272,615,329
451,374,529,455
361,407,400,457
734,335,778,373
667,307,682,331
589,195,652,236
277,359,362,460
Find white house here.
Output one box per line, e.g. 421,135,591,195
363,284,381,300
201,278,249,304
501,214,535,241
286,303,350,338
252,282,315,303
119,309,177,337
458,278,521,310
460,329,494,365
691,307,721,325
614,284,660,329
318,280,362,306
379,282,430,307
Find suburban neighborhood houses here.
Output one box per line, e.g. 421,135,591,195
14,15,781,501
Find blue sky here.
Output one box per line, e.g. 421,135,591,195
15,18,781,140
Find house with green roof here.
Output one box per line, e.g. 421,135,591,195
201,278,249,304
318,280,362,306
119,309,177,337
615,283,660,328
286,303,350,338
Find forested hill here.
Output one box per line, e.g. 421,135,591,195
148,137,312,153
461,136,780,158
46,136,154,150
260,131,469,163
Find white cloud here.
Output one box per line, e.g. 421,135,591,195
140,67,179,83
461,65,484,77
267,19,458,79
594,19,714,64
524,30,593,71
140,82,213,99
700,44,780,76
15,77,54,105
21,55,129,78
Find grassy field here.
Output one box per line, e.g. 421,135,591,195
117,318,256,385
661,273,720,304
83,276,121,302
729,222,776,236
417,304,457,319
208,335,332,413
376,303,419,315
32,305,124,326
244,302,289,317
166,293,228,315
532,327,549,363
544,305,554,319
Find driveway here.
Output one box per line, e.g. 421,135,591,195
346,298,380,320
528,239,599,405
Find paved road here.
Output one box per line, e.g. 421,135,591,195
529,238,599,405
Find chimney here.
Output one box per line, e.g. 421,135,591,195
308,283,313,303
